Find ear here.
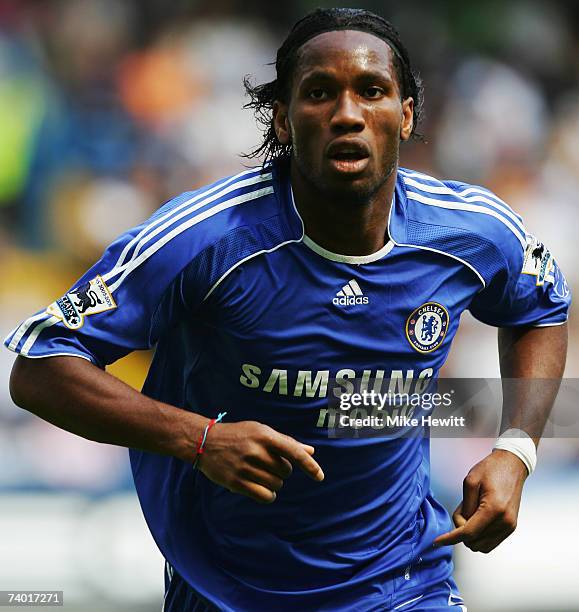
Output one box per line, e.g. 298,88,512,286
273,100,291,145
400,97,414,141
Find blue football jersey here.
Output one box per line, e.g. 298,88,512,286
5,161,570,611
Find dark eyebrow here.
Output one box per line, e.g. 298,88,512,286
298,70,337,84
299,68,395,86
355,69,396,85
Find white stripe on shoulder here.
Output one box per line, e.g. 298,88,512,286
405,190,527,249
20,316,60,356
400,168,524,222
8,312,52,351
106,170,272,282
107,185,274,293
403,176,525,234
104,174,273,285
456,187,523,222
12,176,275,356
4,322,23,345
399,168,431,179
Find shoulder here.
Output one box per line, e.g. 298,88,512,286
147,165,283,248
395,167,527,286
399,167,526,251
109,163,299,271
93,163,301,299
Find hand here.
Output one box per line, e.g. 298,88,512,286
433,449,529,553
197,420,324,504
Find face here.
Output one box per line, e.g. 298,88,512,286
273,30,414,202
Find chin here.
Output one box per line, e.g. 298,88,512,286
322,174,384,203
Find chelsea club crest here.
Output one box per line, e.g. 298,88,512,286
406,302,449,353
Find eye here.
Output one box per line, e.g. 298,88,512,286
364,86,385,99
308,88,328,100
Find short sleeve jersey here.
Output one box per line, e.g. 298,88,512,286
5,161,571,611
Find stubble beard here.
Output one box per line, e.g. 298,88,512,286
292,146,399,207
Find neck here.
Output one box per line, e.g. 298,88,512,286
290,162,398,256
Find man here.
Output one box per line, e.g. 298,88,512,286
6,8,570,611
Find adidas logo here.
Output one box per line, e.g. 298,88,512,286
333,279,369,306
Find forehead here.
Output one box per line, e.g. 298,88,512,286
294,29,396,79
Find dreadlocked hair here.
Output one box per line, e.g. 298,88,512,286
242,7,424,166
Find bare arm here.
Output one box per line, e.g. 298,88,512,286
497,323,567,445
9,355,324,502
10,355,207,460
435,323,567,552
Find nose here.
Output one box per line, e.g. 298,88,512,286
330,91,365,133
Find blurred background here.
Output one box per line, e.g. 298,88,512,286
0,0,578,610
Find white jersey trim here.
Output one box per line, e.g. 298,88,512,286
203,238,303,301
402,175,525,234
203,185,306,301
7,312,50,351
302,234,395,264
405,190,527,249
400,169,522,221
393,593,424,609
290,186,395,264
3,350,94,362
387,190,486,288
106,170,273,283
21,316,60,356
105,184,274,292
445,580,467,609
10,177,275,356
393,240,486,288
162,560,174,612
529,319,568,327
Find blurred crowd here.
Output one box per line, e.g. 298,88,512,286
0,0,578,492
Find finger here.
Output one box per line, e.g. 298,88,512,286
435,505,497,547
270,455,294,479
462,475,480,520
433,526,467,547
458,505,498,540
269,435,324,481
241,466,284,492
247,452,294,479
452,504,467,528
234,481,278,504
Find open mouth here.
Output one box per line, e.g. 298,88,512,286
329,151,369,161
326,139,371,174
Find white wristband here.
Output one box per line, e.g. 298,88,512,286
493,428,537,475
